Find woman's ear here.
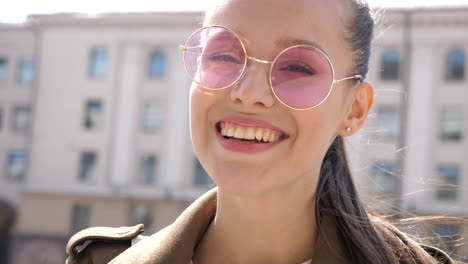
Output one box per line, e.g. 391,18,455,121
338,81,374,136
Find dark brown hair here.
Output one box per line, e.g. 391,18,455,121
315,1,441,263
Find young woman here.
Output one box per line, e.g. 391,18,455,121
66,0,454,263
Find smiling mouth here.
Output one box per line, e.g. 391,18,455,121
216,121,288,144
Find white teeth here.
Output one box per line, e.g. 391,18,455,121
268,133,276,143
221,124,228,135
262,130,271,142
245,127,255,140
227,126,235,137
255,129,263,141
233,127,245,139
219,122,283,143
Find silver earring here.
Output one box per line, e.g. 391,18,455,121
346,127,351,132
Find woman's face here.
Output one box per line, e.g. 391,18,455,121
190,0,356,196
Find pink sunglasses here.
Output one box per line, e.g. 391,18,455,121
179,25,363,110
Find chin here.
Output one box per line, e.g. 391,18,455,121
210,168,286,198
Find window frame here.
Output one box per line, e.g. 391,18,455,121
6,150,28,182
130,205,153,231
148,49,167,79
370,160,397,195
78,151,97,182
436,164,460,200
0,104,4,132
375,104,400,142
439,104,464,142
138,153,158,185
445,48,465,82
88,47,108,79
141,99,163,134
380,49,401,81
0,57,8,85
17,56,36,85
11,104,32,134
71,204,91,233
83,99,103,131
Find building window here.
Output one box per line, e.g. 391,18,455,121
445,49,465,81
79,152,97,181
371,161,396,195
6,151,27,181
139,154,157,184
83,100,103,130
18,57,36,85
376,105,399,141
434,224,461,254
439,105,463,142
131,205,153,231
142,100,163,133
89,48,108,78
71,204,91,233
11,105,31,134
381,50,400,80
0,58,7,84
193,158,212,186
148,50,166,78
0,105,3,131
436,165,459,200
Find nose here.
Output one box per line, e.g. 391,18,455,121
229,59,276,109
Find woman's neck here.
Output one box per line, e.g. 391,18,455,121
193,184,317,264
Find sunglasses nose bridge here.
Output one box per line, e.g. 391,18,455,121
247,56,273,65
238,56,273,87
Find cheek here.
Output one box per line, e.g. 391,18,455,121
190,86,208,153
292,105,341,165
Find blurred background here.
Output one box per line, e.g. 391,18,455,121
0,0,467,263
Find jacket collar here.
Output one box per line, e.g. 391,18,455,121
110,188,347,264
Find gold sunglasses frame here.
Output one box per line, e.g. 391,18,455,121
179,25,363,111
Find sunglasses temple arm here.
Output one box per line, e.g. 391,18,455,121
333,75,364,84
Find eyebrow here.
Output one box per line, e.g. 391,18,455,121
275,37,329,55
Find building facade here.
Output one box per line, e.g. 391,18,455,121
349,7,468,260
0,7,467,264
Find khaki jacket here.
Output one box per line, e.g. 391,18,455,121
66,188,453,264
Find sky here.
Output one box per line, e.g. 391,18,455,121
1,0,468,23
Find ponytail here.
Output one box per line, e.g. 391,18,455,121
315,136,438,264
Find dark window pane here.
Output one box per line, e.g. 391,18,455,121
18,57,36,85
149,50,166,78
439,105,463,142
437,165,459,200
83,100,102,130
193,158,212,186
89,48,108,78
142,100,162,133
0,105,3,131
0,58,8,83
371,161,396,195
7,151,27,181
376,105,399,141
434,224,461,254
71,204,91,233
11,105,31,134
131,205,152,231
381,50,400,80
139,154,157,184
445,49,465,81
79,152,97,181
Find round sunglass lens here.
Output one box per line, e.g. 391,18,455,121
184,27,246,89
271,46,334,109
